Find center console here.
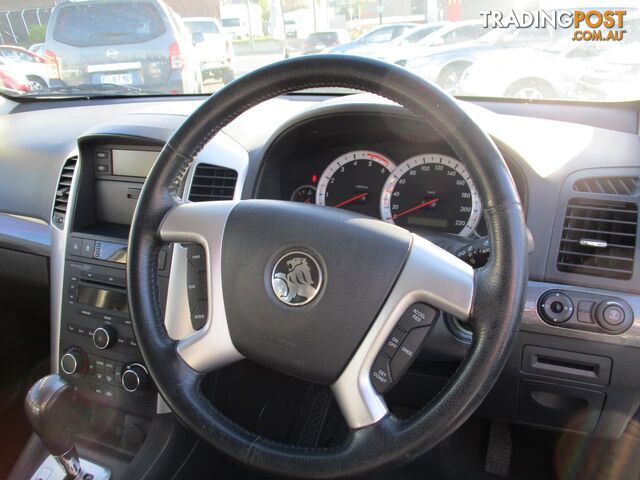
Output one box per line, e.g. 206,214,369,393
57,139,173,455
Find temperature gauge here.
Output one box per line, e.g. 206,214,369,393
290,185,317,204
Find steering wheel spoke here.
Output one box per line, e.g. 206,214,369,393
160,200,243,372
332,234,474,429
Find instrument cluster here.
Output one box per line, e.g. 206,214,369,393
288,149,484,238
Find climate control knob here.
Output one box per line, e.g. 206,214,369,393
60,347,86,375
121,363,149,393
93,325,117,350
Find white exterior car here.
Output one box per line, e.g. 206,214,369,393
183,18,235,84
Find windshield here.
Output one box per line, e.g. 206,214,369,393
0,0,637,102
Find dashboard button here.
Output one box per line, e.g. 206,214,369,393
398,303,437,331
93,326,116,350
539,291,574,324
80,239,95,258
603,305,625,326
577,301,595,323
370,355,392,393
69,237,83,256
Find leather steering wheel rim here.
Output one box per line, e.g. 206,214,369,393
128,55,527,478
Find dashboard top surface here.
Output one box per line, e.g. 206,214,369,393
0,93,639,289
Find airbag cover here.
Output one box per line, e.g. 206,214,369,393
221,200,411,384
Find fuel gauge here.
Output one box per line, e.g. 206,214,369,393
290,185,317,204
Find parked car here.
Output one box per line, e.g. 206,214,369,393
377,20,485,66
352,22,448,59
44,0,203,94
577,42,640,101
183,17,235,84
0,61,31,93
328,23,417,54
0,45,48,91
303,30,351,55
459,17,640,100
285,20,298,39
405,25,564,93
29,43,46,57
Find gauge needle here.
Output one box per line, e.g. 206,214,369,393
393,198,440,220
334,192,368,208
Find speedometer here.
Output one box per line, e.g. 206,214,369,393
380,154,481,237
316,150,395,218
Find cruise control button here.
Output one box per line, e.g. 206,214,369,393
390,327,429,381
370,355,392,393
381,328,407,358
398,303,437,331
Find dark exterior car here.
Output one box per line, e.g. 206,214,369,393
302,30,351,54
44,0,202,94
328,23,417,54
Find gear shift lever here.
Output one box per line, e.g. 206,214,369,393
25,375,81,478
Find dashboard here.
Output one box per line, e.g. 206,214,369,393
1,91,640,469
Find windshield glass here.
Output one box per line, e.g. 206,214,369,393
0,0,637,102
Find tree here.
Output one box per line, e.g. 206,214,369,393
28,24,46,45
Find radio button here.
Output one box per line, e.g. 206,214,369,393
93,325,117,350
69,237,83,256
81,239,95,258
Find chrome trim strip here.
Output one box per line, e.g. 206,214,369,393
332,234,474,429
160,201,244,372
50,152,80,374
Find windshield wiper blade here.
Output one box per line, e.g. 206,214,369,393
22,83,147,97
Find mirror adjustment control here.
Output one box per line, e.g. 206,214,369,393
539,291,574,324
93,325,117,350
60,347,86,375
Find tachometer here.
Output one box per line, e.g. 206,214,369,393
380,154,481,237
316,150,395,218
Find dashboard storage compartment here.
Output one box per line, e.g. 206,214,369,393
518,379,605,434
522,346,612,386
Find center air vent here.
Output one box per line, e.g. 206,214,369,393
188,164,238,202
557,198,637,280
574,176,640,196
52,156,78,228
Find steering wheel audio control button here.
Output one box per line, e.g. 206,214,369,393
370,356,393,394
397,303,437,331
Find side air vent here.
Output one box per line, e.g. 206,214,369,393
188,164,238,202
573,176,640,196
557,198,637,280
52,156,78,228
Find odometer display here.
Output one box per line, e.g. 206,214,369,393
316,150,395,218
380,154,481,237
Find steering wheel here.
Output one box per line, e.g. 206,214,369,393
128,55,527,478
